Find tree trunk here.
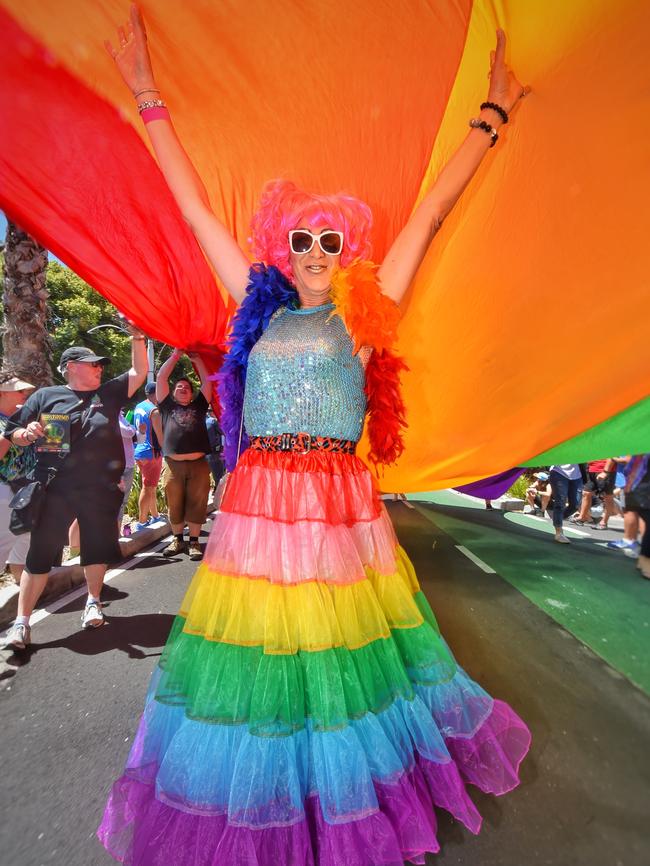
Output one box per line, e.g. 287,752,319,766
1,219,53,386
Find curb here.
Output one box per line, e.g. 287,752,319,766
0,520,171,630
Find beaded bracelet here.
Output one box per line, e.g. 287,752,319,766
137,99,166,113
480,101,509,124
469,118,498,147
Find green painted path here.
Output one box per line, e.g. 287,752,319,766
408,491,650,695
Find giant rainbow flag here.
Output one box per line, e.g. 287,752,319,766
1,0,648,491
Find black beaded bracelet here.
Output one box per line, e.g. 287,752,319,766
469,118,498,147
480,101,509,124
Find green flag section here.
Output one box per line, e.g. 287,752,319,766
522,395,650,467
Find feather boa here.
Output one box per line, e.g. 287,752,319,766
216,264,297,470
330,261,408,468
217,261,407,471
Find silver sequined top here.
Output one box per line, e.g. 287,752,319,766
244,303,367,441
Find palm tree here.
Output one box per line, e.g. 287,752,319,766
1,218,53,386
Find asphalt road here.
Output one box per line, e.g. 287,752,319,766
0,501,648,866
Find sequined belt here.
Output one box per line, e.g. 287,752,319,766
249,433,357,454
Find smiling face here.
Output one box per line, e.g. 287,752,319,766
288,223,342,308
173,379,194,406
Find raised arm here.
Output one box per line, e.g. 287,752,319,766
187,353,213,402
127,328,149,397
155,348,182,403
379,30,529,305
106,4,250,304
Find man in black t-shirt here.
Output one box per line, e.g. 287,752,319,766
3,338,148,651
156,349,212,560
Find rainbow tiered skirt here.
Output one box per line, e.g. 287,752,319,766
98,449,531,865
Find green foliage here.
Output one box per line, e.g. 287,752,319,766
2,255,198,390
505,473,533,500
46,262,132,378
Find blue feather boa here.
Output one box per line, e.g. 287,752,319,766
217,264,298,470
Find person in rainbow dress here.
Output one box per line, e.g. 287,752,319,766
99,7,531,864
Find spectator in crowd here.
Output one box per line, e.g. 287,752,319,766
606,456,640,555
118,410,137,537
609,455,649,575
524,471,552,516
549,463,586,544
156,350,212,560
2,335,148,650
133,382,163,528
571,458,618,528
0,373,36,585
205,406,224,490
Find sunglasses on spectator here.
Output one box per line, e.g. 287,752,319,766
288,230,344,256
69,360,103,368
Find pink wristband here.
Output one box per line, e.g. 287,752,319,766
140,106,170,124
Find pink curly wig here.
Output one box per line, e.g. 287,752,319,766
250,180,373,281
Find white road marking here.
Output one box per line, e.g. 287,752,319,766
455,545,496,573
2,536,172,633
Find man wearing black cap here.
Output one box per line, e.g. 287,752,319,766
3,334,148,650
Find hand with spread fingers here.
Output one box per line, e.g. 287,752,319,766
104,3,157,97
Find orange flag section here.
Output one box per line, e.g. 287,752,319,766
382,0,650,491
2,0,471,267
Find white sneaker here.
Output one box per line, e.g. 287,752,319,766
3,621,31,650
523,505,534,514
81,601,104,629
554,533,571,544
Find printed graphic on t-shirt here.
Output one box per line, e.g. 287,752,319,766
171,406,199,429
37,413,71,453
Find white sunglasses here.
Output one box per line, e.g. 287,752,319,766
288,229,344,256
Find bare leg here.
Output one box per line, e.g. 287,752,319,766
9,564,22,585
599,493,615,527
146,486,160,518
622,511,639,542
540,493,551,514
188,522,202,538
138,483,148,523
577,490,592,522
84,563,107,599
16,570,50,618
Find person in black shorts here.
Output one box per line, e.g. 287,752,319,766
156,349,212,560
3,335,148,650
572,458,618,528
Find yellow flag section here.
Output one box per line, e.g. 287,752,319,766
382,0,650,491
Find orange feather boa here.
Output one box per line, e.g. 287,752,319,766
330,261,408,469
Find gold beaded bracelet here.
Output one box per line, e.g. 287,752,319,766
137,99,167,114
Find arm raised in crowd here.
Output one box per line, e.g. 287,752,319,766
155,349,182,403
127,329,149,398
187,353,213,402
